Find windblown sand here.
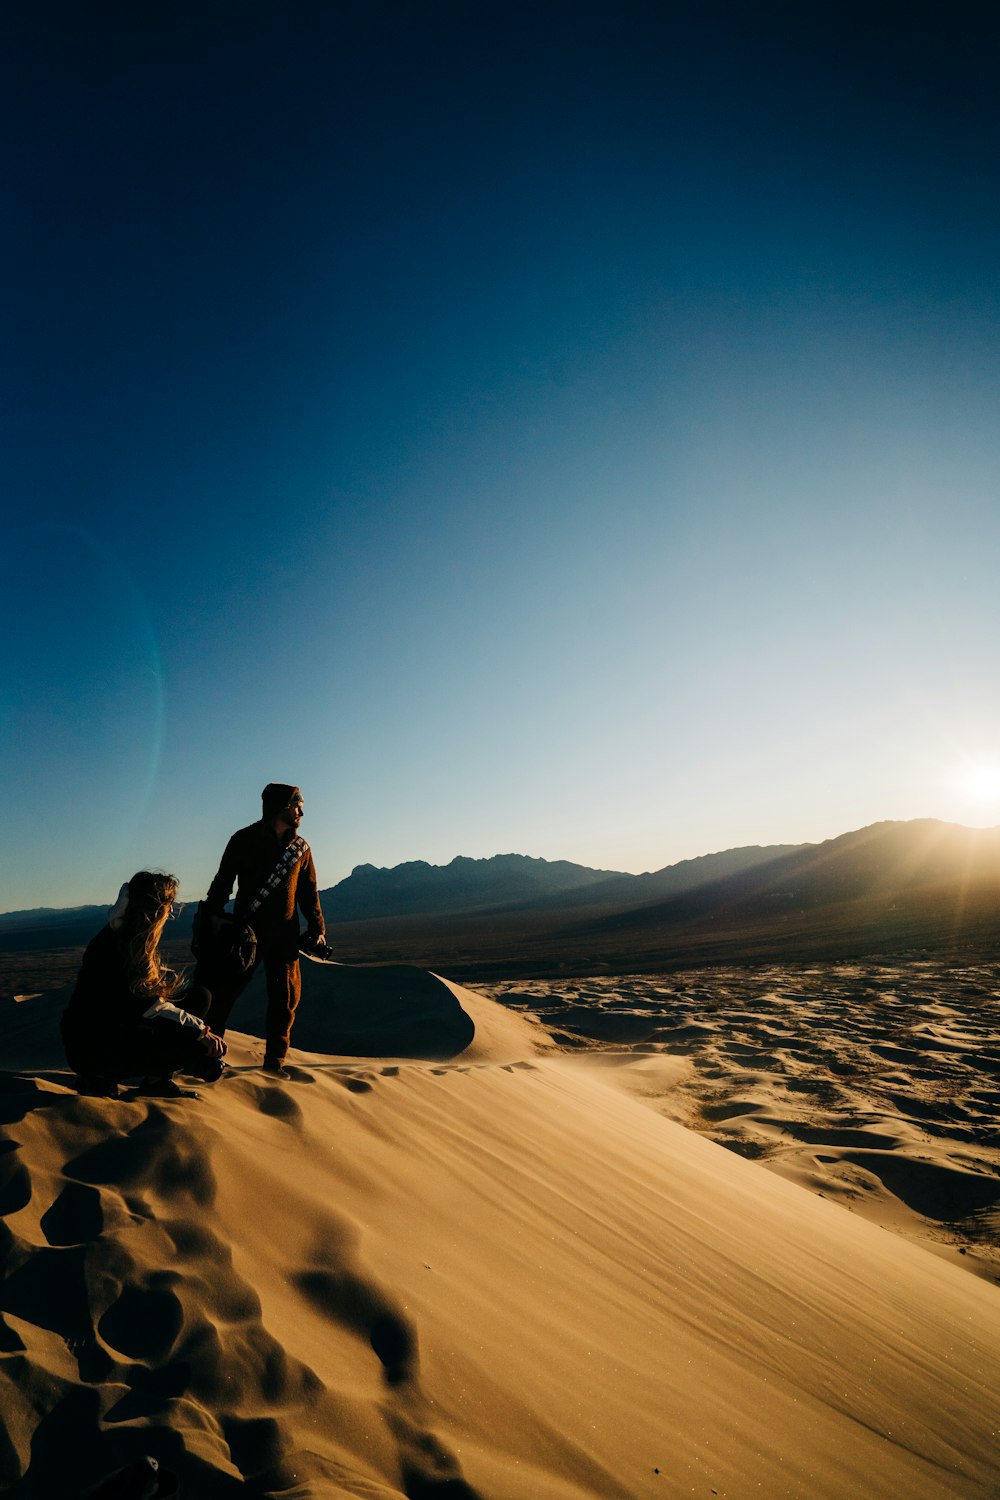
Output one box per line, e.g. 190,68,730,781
1,960,999,1497
488,959,1000,1285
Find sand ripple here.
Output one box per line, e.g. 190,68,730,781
488,959,1000,1280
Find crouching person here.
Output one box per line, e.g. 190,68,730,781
61,871,227,1098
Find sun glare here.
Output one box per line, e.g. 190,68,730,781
958,763,1000,801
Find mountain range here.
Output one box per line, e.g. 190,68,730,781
326,819,1000,976
0,843,799,949
3,819,1000,976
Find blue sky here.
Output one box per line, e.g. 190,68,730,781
4,1,1000,910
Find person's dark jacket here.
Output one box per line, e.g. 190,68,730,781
204,821,325,945
63,926,207,1035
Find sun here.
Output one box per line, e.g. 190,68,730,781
957,763,1000,801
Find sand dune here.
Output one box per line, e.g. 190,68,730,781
1,966,999,1497
488,960,1000,1284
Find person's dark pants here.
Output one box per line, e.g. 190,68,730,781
200,942,302,1062
62,986,212,1082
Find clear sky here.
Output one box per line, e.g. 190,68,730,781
4,1,1000,911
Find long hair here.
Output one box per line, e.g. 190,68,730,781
119,871,186,1000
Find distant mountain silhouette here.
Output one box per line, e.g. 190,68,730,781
317,820,1000,976
546,818,1000,971
322,853,630,920
0,901,197,951
497,843,806,914
0,905,112,951
574,819,1000,933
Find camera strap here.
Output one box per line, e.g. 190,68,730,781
245,836,308,917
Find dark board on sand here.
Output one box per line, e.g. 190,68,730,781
228,956,475,1059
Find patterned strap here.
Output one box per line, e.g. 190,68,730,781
245,836,308,916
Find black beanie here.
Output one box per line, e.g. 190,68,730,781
262,783,300,817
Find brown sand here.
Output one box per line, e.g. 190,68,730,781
488,960,1000,1284
1,963,999,1497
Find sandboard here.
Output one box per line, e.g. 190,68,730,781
227,956,476,1060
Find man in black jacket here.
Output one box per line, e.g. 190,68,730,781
199,782,329,1077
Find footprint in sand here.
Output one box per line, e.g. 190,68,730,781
238,1080,304,1123
0,1076,50,1127
285,1065,317,1083
383,1408,482,1498
40,1181,104,1244
0,1314,25,1353
98,1279,185,1361
295,1257,482,1495
220,1413,293,1490
0,1099,331,1496
64,1108,216,1210
0,1137,31,1216
295,1263,416,1385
